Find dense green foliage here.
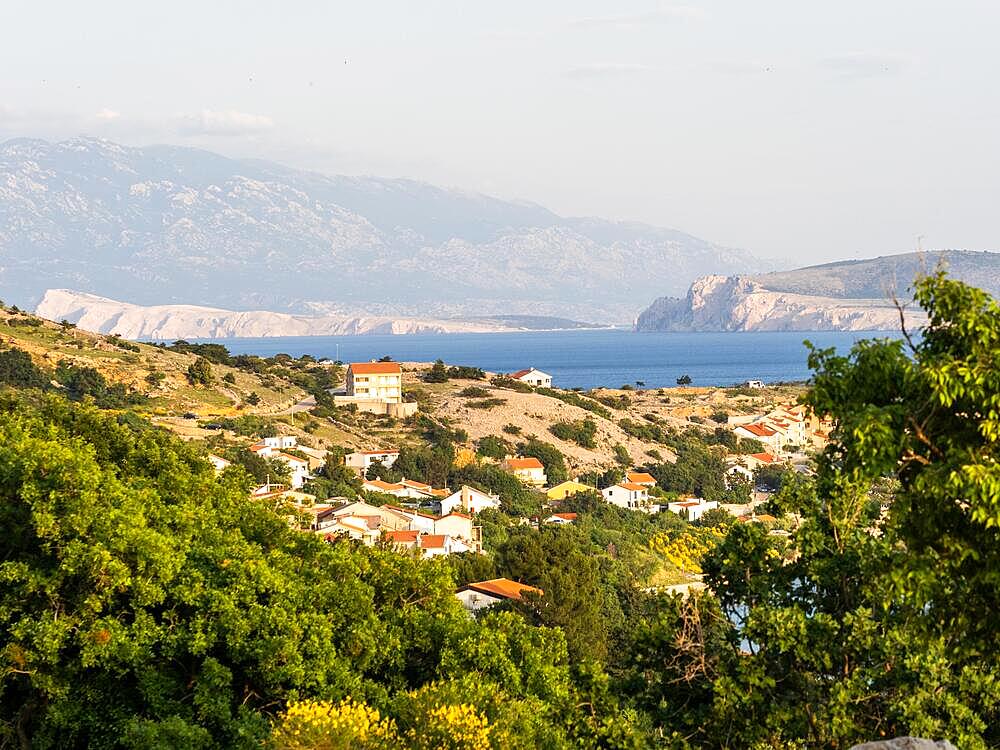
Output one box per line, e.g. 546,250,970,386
0,347,49,389
549,418,598,448
0,394,638,748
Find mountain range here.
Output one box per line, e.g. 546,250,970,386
635,250,1000,332
0,137,769,324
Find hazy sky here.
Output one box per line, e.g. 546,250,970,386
2,1,998,262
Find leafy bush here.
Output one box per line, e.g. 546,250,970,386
457,386,489,398
477,435,512,459
423,359,449,383
186,356,214,385
549,418,598,448
535,387,612,418
467,398,506,409
0,347,49,389
447,365,486,379
490,376,533,393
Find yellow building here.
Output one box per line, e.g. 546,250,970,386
546,479,594,501
346,361,403,403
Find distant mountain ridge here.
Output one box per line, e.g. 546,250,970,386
0,137,768,323
35,289,603,339
635,251,1000,332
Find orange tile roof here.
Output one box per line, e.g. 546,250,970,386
441,511,472,520
626,471,656,484
358,449,400,455
460,578,543,600
552,512,578,521
740,423,776,437
384,530,419,543
420,534,448,549
364,479,404,491
618,482,648,492
748,452,777,463
276,452,308,464
509,368,533,379
349,361,402,375
506,457,544,470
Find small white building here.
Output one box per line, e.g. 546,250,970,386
345,449,400,472
601,482,651,512
502,457,547,486
666,498,720,522
440,485,500,516
455,578,544,612
744,380,766,389
258,436,298,450
274,452,311,489
207,454,231,474
509,368,552,388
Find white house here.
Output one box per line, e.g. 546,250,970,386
207,454,231,474
625,471,657,488
666,498,720,522
502,457,547,486
249,436,299,459
345,449,400,472
361,478,448,500
434,512,483,553
508,368,552,388
601,482,651,512
455,578,544,612
274,452,311,489
543,512,578,525
440,485,500,516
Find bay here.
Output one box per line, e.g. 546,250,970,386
196,329,905,391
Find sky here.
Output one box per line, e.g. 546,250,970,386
2,0,998,263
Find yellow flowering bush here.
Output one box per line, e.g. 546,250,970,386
271,698,497,750
405,703,492,750
650,526,725,574
270,699,400,750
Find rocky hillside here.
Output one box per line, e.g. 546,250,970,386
636,251,1000,332
35,289,597,339
0,137,766,324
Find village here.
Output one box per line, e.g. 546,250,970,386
206,359,833,610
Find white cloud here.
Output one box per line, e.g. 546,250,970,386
819,52,913,77
570,6,704,29
563,63,654,79
175,109,275,137
703,59,774,75
94,108,121,121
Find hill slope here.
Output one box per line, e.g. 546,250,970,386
636,250,1000,332
0,137,765,324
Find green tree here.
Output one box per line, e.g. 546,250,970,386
187,356,214,385
0,347,49,389
423,359,449,383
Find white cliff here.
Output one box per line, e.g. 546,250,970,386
34,289,522,339
635,275,927,332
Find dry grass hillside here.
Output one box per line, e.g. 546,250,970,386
0,308,307,421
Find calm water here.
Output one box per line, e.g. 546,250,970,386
195,329,904,391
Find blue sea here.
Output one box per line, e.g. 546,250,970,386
197,329,904,391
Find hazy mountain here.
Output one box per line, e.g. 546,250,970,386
0,137,768,324
635,250,1000,332
36,289,604,339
